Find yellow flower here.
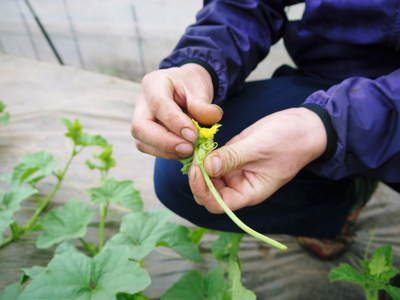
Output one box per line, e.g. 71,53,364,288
192,120,222,139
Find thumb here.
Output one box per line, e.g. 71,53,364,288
187,96,223,126
204,140,250,177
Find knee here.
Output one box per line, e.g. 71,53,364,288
153,158,190,213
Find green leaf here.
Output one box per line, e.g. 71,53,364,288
0,101,5,112
36,198,94,249
0,211,13,239
0,282,22,300
161,267,229,300
89,178,143,211
189,227,207,245
227,259,256,300
62,118,108,147
212,232,243,262
106,210,171,261
0,112,10,125
384,285,400,300
329,263,369,286
0,186,38,212
18,247,151,300
204,267,229,300
161,270,204,300
369,245,393,276
86,144,116,173
21,266,46,284
117,292,149,300
54,241,78,255
5,151,57,186
179,156,193,175
157,223,202,262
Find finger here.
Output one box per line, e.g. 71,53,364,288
132,100,193,157
188,165,224,214
135,141,179,160
204,139,253,177
142,73,197,143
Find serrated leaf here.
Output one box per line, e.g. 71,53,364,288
369,245,393,276
36,198,94,249
18,247,150,300
106,210,171,261
205,267,229,300
62,118,107,147
89,178,143,211
227,260,256,300
86,144,116,173
5,151,57,186
0,282,22,300
0,186,37,212
329,263,369,286
212,232,243,262
0,210,13,239
0,112,10,125
161,270,204,300
21,266,46,284
157,223,202,262
189,227,207,245
54,241,78,255
384,285,400,300
161,267,229,300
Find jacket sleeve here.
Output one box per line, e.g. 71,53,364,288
160,0,287,103
303,68,400,183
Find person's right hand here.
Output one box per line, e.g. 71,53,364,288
131,63,223,159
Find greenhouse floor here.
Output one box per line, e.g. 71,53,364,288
0,54,399,299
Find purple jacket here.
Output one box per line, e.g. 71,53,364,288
160,0,400,183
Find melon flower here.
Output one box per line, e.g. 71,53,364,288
179,119,288,251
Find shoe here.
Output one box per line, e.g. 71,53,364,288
296,177,378,260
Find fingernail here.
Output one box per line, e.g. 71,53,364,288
175,143,193,155
181,128,197,142
210,156,222,175
190,165,197,181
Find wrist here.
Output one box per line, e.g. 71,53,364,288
291,107,328,161
179,61,216,101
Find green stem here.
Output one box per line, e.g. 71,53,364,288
98,202,108,250
199,164,288,251
365,289,378,300
79,238,98,256
23,148,76,233
0,146,77,249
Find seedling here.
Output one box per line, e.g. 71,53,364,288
180,120,287,251
0,100,10,125
330,245,400,300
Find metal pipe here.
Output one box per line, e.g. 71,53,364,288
62,0,85,68
23,0,64,65
130,0,146,76
16,0,40,60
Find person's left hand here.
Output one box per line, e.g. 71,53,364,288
188,107,328,213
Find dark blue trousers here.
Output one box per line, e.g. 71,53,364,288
154,66,358,239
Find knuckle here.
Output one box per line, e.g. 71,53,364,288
221,147,243,172
135,141,144,153
130,123,141,139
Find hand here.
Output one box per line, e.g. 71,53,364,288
131,64,223,159
188,108,327,213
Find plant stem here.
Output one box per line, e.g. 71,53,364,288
0,147,77,249
79,238,98,256
365,289,378,300
199,164,288,251
23,147,76,233
98,202,108,250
